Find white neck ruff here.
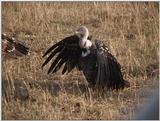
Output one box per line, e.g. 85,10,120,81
79,37,92,49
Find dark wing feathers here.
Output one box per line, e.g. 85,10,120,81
42,45,64,68
47,48,66,74
52,49,70,73
95,41,126,89
62,63,68,74
52,56,67,73
42,35,82,74
42,42,61,58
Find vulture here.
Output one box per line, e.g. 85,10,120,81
42,26,130,90
2,33,29,58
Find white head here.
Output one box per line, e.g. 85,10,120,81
75,26,89,39
75,26,92,50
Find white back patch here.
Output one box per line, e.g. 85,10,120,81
85,39,92,48
81,39,92,57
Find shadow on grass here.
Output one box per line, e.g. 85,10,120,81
2,79,89,101
28,80,89,96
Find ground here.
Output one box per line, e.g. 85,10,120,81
2,2,159,120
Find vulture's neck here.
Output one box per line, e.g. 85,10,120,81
79,36,92,49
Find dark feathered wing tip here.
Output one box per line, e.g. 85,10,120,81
41,41,62,69
42,41,61,58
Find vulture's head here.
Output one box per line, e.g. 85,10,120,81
75,26,89,38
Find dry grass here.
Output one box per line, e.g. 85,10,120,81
2,2,159,120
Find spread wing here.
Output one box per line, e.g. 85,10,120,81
95,41,129,89
42,35,82,74
80,41,129,90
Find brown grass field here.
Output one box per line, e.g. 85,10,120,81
2,2,159,120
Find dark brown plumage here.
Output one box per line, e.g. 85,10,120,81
42,26,130,91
